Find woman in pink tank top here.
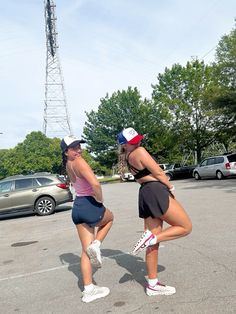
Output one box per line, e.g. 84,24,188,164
61,135,114,303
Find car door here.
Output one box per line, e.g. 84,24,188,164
172,163,182,178
0,181,13,212
9,178,36,210
206,158,216,177
198,159,208,177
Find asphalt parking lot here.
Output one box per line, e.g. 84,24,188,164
0,178,236,314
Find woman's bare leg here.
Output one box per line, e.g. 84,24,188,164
145,217,163,279
76,223,95,285
157,197,192,243
95,208,114,243
142,197,191,279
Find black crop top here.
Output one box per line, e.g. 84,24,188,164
126,154,151,180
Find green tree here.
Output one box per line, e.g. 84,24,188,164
83,87,152,168
152,59,220,163
0,131,107,179
215,21,236,88
0,132,62,178
0,149,9,179
210,22,236,143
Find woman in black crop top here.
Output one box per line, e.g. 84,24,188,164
118,127,192,296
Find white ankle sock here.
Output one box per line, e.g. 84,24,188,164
93,240,101,247
148,278,158,287
84,283,94,292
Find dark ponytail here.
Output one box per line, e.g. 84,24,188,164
62,152,68,168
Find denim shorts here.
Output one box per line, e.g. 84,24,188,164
72,196,105,227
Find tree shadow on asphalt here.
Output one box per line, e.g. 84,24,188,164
101,249,165,287
59,253,99,291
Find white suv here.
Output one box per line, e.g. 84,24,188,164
193,152,236,180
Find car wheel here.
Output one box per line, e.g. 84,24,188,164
165,173,172,181
35,196,55,216
194,172,201,180
216,171,224,180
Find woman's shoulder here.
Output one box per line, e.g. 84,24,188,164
129,146,148,161
136,146,148,156
68,156,85,169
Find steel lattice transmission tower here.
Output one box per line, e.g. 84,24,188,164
43,0,72,137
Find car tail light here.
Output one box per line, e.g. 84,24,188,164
56,183,68,189
225,162,231,169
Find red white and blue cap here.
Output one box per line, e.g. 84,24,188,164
117,127,144,145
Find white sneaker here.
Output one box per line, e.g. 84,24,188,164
82,285,110,303
86,241,102,268
146,282,176,296
132,230,156,255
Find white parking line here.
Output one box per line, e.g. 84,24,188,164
0,252,129,282
0,247,164,282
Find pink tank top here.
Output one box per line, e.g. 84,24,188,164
70,167,94,197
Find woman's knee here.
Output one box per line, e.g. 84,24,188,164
183,219,192,236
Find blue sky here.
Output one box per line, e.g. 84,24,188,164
0,0,236,149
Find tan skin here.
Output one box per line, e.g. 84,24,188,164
123,143,192,280
65,145,114,286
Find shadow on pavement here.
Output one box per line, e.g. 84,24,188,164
182,177,236,193
59,253,99,291
0,204,72,221
102,248,165,287
59,249,165,291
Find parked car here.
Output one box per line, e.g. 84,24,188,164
193,152,236,180
120,172,135,182
159,163,171,171
0,173,73,216
164,163,196,180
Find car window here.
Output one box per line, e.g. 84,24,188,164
227,154,236,162
207,158,215,166
33,178,40,187
36,177,54,186
58,175,66,182
200,160,208,166
15,179,33,190
215,157,224,164
0,181,12,193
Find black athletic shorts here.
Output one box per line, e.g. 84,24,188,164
138,181,173,219
72,196,105,227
